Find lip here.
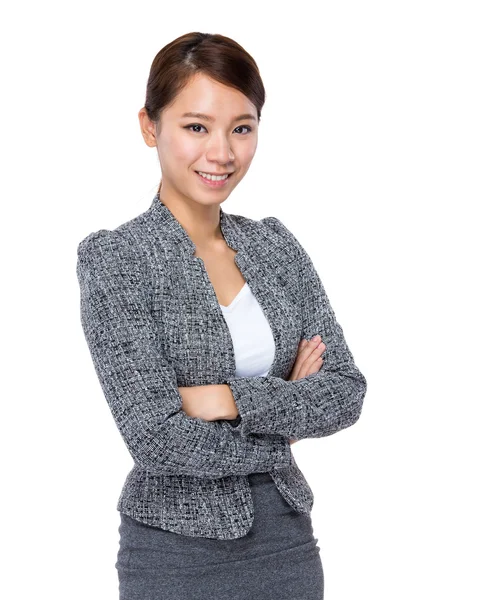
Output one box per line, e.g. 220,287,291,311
195,171,233,176
195,171,233,188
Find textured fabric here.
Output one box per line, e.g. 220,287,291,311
116,472,324,600
227,215,367,440
76,192,367,540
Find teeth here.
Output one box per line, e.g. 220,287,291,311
198,171,230,181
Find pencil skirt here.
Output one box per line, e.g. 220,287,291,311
115,472,324,600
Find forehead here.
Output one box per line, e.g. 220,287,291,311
166,72,257,118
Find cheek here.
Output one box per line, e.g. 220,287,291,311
176,143,200,163
237,144,257,168
238,135,258,159
160,132,201,165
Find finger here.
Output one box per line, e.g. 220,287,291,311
309,356,324,374
293,338,324,379
302,345,325,370
300,335,321,350
288,368,298,381
301,357,323,379
294,342,321,377
301,339,320,359
295,364,307,380
312,341,326,357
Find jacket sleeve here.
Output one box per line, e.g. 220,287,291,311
76,228,292,478
225,216,367,440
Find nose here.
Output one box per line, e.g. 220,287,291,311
205,135,235,165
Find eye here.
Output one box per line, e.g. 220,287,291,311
234,125,253,134
184,124,207,133
183,124,254,134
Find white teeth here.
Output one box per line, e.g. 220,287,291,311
197,171,230,181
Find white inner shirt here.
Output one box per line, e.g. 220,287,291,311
219,282,276,377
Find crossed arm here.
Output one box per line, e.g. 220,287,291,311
195,216,367,442
178,331,328,443
77,228,293,480
77,217,365,481
178,384,298,440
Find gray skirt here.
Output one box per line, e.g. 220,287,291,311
115,472,324,599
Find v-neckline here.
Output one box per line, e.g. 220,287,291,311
219,282,249,311
148,192,299,380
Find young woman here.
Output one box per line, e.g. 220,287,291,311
77,31,367,600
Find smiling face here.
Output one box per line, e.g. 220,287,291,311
139,72,259,207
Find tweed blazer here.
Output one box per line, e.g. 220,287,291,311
76,192,367,540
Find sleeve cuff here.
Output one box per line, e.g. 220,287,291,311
226,378,266,436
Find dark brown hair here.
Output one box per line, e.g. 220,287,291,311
143,32,266,194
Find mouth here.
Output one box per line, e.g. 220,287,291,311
195,170,233,188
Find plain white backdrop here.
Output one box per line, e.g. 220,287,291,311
1,1,475,598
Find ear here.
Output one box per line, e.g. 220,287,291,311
138,107,158,148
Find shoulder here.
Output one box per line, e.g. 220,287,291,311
76,225,147,285
227,211,301,249
223,212,308,263
76,200,157,264
258,215,305,260
260,215,290,238
77,227,133,261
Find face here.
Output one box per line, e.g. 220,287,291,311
139,72,259,207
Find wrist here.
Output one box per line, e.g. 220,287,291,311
219,384,239,420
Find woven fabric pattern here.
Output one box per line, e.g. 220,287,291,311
227,215,367,439
76,193,367,539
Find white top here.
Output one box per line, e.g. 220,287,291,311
219,282,276,377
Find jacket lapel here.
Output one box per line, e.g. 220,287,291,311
145,194,301,382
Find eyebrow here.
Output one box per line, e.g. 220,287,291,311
180,112,257,123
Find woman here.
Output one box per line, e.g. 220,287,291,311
76,32,367,600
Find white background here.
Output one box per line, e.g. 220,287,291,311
1,1,476,598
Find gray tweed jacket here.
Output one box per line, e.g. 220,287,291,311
76,193,367,540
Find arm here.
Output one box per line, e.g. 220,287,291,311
178,383,240,422
76,228,291,479
225,216,367,440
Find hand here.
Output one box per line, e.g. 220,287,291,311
289,335,326,382
288,335,326,445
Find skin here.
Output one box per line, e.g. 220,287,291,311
138,72,326,445
138,72,258,250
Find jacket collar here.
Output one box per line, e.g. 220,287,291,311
148,192,249,257
147,193,295,380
